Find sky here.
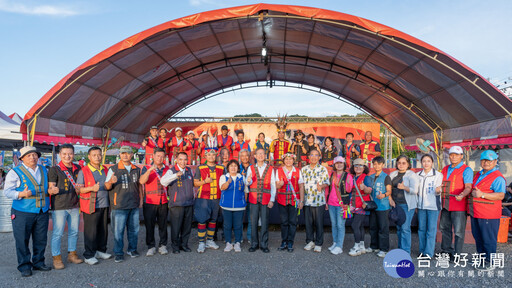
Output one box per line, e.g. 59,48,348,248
1,0,511,119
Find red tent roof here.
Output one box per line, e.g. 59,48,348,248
22,3,512,145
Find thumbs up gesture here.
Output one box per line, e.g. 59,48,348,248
204,176,213,184
48,186,59,195
20,186,32,198
109,175,118,184
92,182,100,192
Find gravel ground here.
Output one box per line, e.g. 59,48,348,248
0,224,511,288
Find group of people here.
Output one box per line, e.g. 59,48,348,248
141,125,382,168
3,124,506,277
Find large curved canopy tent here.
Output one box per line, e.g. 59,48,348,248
22,3,512,148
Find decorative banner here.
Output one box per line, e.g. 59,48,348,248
0,151,4,167
13,151,20,167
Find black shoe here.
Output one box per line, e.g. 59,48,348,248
262,248,270,253
127,250,140,258
277,241,287,251
114,255,124,263
287,242,294,252
180,246,192,252
173,249,180,254
248,246,259,252
33,264,51,271
21,270,32,277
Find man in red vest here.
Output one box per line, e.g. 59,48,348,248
440,146,473,260
232,131,251,161
469,150,505,271
217,125,233,157
158,128,169,163
168,127,185,164
184,131,200,165
142,126,160,165
359,131,381,164
193,149,225,253
76,147,111,265
246,147,276,253
139,148,169,257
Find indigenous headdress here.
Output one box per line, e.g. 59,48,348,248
275,114,288,133
282,153,296,160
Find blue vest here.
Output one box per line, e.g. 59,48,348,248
219,175,246,209
368,172,390,211
12,164,50,213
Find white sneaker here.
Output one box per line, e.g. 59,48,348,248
197,242,206,253
349,245,362,257
358,242,367,254
377,251,387,258
224,242,233,252
234,242,241,253
158,246,168,255
84,257,99,265
328,243,337,251
205,240,219,250
146,247,156,257
348,244,358,254
95,251,112,260
331,247,343,255
372,248,380,253
314,245,322,253
304,241,315,251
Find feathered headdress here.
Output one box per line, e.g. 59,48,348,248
275,114,288,133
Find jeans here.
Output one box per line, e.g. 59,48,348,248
51,208,80,256
278,204,298,243
396,204,415,254
328,205,346,248
471,217,500,262
111,208,139,256
417,209,440,257
222,209,244,244
439,209,467,254
12,208,49,272
369,210,389,252
304,205,325,246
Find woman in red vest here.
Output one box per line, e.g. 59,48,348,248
348,158,371,256
275,153,304,252
469,150,506,271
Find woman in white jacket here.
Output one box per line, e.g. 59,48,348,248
416,154,443,257
389,155,418,254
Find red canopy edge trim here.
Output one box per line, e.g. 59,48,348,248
23,3,485,124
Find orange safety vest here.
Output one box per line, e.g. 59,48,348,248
143,165,169,205
468,170,503,219
441,164,469,211
79,165,107,214
248,165,274,205
276,167,300,206
197,165,224,200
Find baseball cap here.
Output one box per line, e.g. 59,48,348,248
448,146,463,155
480,150,498,161
119,146,132,153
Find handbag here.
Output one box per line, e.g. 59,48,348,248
354,178,377,211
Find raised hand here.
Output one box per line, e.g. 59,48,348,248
204,176,213,184
110,175,118,184
20,186,31,198
92,182,100,192
48,186,59,195
142,139,147,147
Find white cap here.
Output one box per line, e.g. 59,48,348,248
186,130,195,135
448,146,463,155
175,127,182,132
